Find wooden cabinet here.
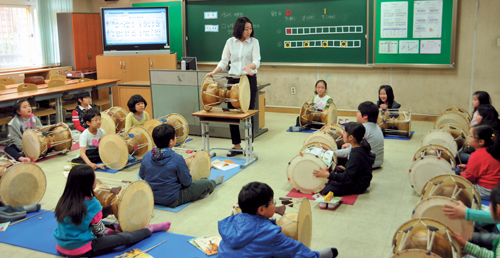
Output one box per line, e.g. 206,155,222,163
96,53,177,110
117,84,153,117
57,13,103,70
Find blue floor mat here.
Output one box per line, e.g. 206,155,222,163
0,210,202,258
384,131,414,140
286,128,316,133
154,156,248,213
96,160,142,174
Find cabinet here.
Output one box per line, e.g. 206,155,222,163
57,13,102,70
96,53,177,110
117,82,153,116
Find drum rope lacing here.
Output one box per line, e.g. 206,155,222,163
395,219,459,258
277,199,305,228
426,176,480,208
38,127,73,153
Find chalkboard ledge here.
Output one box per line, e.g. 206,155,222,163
373,63,455,69
197,62,374,69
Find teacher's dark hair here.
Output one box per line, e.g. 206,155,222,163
232,16,254,40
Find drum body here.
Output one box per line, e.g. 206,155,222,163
303,131,337,151
201,75,250,112
408,156,455,194
185,151,212,181
378,109,412,137
299,102,337,127
0,163,46,207
22,123,73,161
103,107,128,132
144,113,190,145
99,126,154,170
421,129,458,157
276,197,312,248
319,124,344,149
438,123,468,152
420,174,481,208
391,218,462,258
94,180,154,232
413,144,455,168
434,107,471,132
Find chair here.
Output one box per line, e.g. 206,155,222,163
0,84,6,90
17,84,57,125
49,75,66,81
47,80,65,88
92,98,111,112
0,78,16,85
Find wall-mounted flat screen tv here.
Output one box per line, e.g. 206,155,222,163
101,7,169,51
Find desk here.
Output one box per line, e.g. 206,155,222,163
0,79,119,122
192,110,259,168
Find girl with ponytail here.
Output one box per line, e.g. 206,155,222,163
459,124,500,200
313,122,375,200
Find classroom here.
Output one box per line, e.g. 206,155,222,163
0,0,499,257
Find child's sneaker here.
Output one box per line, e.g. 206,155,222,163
328,203,337,210
338,119,344,125
319,202,328,209
344,119,351,123
19,157,31,162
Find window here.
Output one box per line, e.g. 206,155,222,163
0,5,41,70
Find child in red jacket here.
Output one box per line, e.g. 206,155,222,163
459,124,500,200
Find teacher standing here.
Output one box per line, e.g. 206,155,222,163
207,16,261,157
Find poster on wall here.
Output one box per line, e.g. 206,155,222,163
379,41,399,54
420,40,441,54
413,0,443,38
380,1,408,38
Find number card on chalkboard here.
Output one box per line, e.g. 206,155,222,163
187,0,370,65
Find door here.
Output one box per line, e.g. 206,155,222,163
122,55,150,82
72,14,90,70
87,14,103,69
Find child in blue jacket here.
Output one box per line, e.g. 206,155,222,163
218,182,338,258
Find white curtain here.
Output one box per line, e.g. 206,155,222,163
37,0,72,67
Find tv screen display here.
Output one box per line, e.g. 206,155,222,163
101,7,169,51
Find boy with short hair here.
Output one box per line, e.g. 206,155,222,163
218,182,338,258
335,101,384,168
139,124,224,208
72,91,95,132
71,108,105,170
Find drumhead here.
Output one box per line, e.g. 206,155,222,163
277,197,312,248
165,113,190,144
144,119,162,139
238,75,251,112
200,75,217,111
421,174,481,208
105,107,128,132
49,123,73,151
100,112,116,135
0,163,46,206
326,102,338,126
412,196,474,241
187,150,212,181
438,123,468,151
125,126,154,159
408,156,454,194
116,180,154,232
392,218,462,258
413,144,456,168
303,132,337,151
99,134,129,170
319,124,344,149
22,129,47,161
421,129,458,156
287,153,328,194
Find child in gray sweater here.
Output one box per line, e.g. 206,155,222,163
5,99,42,162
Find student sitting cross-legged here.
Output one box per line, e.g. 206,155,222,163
138,124,224,208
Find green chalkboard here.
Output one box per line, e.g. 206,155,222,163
374,0,457,67
133,1,183,61
186,0,369,64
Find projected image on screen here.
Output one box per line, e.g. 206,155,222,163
103,8,168,46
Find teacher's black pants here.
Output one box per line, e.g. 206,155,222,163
227,75,257,145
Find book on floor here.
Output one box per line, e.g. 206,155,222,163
115,248,153,258
211,159,239,171
188,235,222,256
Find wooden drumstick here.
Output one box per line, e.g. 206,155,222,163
96,177,132,184
10,209,52,226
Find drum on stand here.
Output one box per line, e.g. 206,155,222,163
287,144,337,194
434,107,471,132
438,123,468,152
412,175,480,241
200,75,250,112
421,129,458,158
144,113,190,145
391,218,462,258
22,123,73,161
102,107,128,133
413,144,456,168
0,162,46,207
185,150,212,181
298,102,337,128
94,179,154,232
99,126,154,170
408,156,455,194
